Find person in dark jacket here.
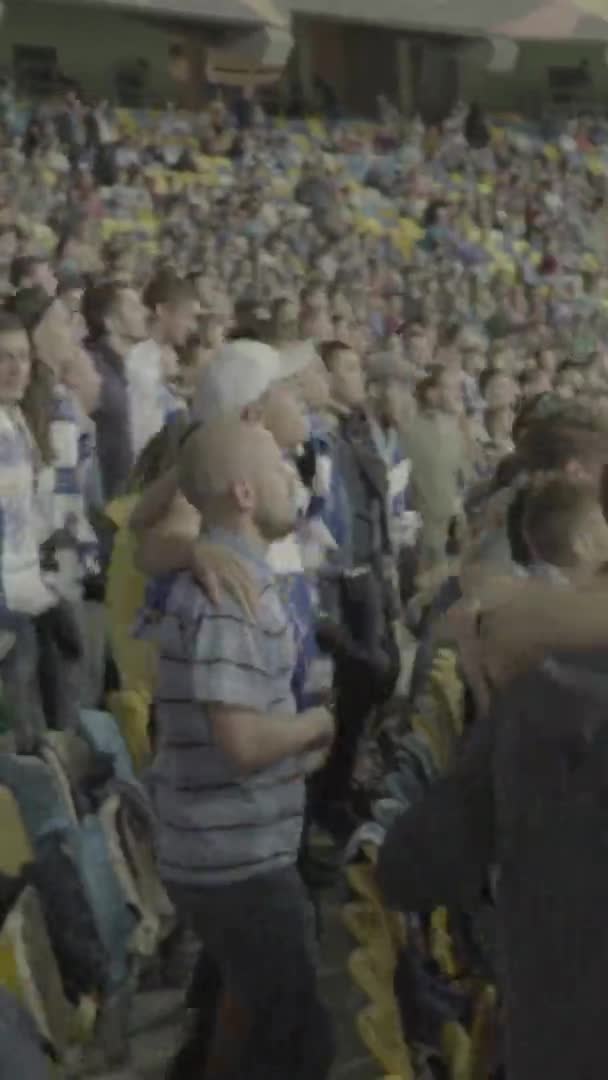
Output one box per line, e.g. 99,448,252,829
378,651,608,1080
464,103,489,150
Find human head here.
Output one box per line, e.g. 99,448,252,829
485,405,514,443
57,270,85,319
271,297,300,344
83,283,148,345
300,283,327,314
193,339,281,426
415,364,461,414
520,369,552,401
518,420,608,489
143,272,197,348
281,341,330,413
367,355,412,428
536,347,558,376
11,256,57,298
179,419,296,544
192,338,308,449
556,361,585,397
0,227,18,266
462,347,485,377
523,476,608,580
0,313,31,405
319,341,366,410
199,314,225,352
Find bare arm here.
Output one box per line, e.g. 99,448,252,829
133,495,259,618
210,705,334,773
129,467,179,533
133,490,200,578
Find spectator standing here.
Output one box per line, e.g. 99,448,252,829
152,419,335,1080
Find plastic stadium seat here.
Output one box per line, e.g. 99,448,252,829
357,1002,414,1079
0,784,34,876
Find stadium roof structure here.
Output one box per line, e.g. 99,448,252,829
280,0,608,39
37,0,288,29
31,0,608,40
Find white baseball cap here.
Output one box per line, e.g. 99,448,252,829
280,340,319,379
192,340,282,425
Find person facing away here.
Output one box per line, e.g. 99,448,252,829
149,418,335,1080
378,475,608,1080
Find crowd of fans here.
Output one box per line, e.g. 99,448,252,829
2,80,608,1080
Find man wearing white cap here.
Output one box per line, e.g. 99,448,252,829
130,339,305,582
134,340,334,1075
132,339,333,718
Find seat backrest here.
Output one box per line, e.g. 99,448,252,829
0,987,52,1080
0,756,75,849
0,885,73,1059
79,708,139,783
72,813,138,991
0,786,34,878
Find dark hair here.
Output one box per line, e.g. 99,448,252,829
127,414,190,493
8,287,53,334
10,255,47,290
523,477,601,568
82,282,122,342
518,421,608,474
143,271,192,312
415,364,444,408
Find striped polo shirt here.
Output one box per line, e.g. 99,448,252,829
150,529,303,887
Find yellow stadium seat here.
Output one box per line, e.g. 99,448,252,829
347,864,383,909
441,1021,472,1080
357,1003,414,1079
0,886,75,1059
107,690,152,773
0,785,34,877
430,908,458,979
342,900,384,947
98,794,174,955
349,946,395,1007
471,985,498,1080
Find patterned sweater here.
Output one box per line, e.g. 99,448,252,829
0,406,53,617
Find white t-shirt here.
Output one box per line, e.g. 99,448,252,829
125,340,183,458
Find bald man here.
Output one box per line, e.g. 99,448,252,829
152,419,335,1080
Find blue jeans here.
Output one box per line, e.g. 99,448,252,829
167,867,334,1080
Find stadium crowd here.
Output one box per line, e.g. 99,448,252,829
2,79,608,1080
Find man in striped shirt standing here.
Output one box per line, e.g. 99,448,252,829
150,418,335,1080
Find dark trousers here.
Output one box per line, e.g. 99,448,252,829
167,866,334,1080
314,654,376,805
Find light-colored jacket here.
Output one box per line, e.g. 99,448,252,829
408,409,470,525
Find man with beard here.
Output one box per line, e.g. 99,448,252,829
151,419,335,1080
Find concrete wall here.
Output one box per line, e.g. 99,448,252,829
305,18,399,115
0,0,177,102
461,40,608,113
4,1,608,117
